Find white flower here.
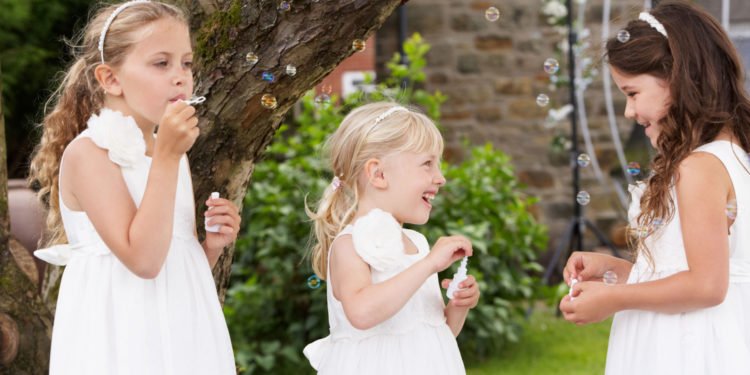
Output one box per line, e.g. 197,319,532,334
547,104,573,122
86,108,147,168
351,208,405,272
543,1,567,19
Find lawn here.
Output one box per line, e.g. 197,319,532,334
467,307,612,375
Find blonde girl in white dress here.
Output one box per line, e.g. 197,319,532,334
304,102,481,374
30,1,239,373
559,2,750,374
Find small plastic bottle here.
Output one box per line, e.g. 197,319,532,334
205,192,221,233
447,257,469,299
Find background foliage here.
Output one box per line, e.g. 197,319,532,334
224,34,548,374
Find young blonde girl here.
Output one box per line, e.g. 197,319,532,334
303,102,480,374
560,1,750,373
30,1,238,373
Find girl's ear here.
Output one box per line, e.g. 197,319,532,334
94,64,122,96
364,158,388,189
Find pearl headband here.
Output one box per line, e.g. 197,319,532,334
373,106,409,125
98,0,151,64
638,12,668,38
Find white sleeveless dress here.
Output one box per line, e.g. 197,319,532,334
605,140,750,374
303,208,465,374
34,109,236,375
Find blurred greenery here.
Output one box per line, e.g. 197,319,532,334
0,0,91,177
224,34,548,374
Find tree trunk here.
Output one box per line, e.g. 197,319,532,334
181,0,404,301
1,0,403,371
0,63,53,374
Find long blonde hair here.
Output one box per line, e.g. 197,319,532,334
307,102,445,279
28,1,187,247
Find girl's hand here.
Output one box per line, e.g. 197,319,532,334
442,275,480,309
426,236,472,273
155,101,199,158
564,251,612,284
559,281,619,325
203,196,241,252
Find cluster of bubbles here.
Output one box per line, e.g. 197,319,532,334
307,275,322,289
536,58,559,108
248,33,366,110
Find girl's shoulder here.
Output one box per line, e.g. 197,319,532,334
64,109,149,169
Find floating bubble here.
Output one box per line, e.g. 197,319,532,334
630,225,649,238
315,93,331,107
616,29,631,43
627,161,641,176
352,39,366,52
285,64,297,76
485,6,500,22
307,275,322,289
544,58,560,75
603,270,618,285
279,0,291,12
262,71,275,82
577,153,591,168
726,199,738,220
245,52,259,66
576,191,590,205
652,218,664,230
261,94,277,109
536,93,550,107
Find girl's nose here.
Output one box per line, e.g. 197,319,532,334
624,100,635,120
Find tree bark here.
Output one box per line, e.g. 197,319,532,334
0,63,52,374
1,0,403,371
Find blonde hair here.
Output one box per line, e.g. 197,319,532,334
28,1,187,247
307,102,445,279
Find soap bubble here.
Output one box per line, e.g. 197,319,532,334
279,0,291,12
544,58,560,75
536,93,550,107
307,275,322,289
245,52,259,66
261,94,277,109
261,71,275,82
285,64,297,76
627,161,641,176
617,29,631,43
485,6,500,22
577,153,591,168
352,39,366,52
576,191,590,205
603,270,618,285
315,93,331,107
726,199,738,220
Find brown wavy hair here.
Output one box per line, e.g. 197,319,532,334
605,0,750,262
28,2,187,248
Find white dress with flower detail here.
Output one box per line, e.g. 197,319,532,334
34,109,236,375
605,140,750,374
303,208,465,375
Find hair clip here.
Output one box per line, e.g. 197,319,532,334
331,176,342,191
638,12,668,38
373,106,409,126
98,0,151,64
183,96,206,105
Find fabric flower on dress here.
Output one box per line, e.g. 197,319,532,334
351,208,405,272
86,108,147,168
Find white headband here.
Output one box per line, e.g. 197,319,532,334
98,0,151,64
373,106,409,125
639,12,668,38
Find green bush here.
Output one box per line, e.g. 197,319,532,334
224,34,547,374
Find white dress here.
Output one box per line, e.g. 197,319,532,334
303,209,465,374
34,109,236,375
606,141,750,374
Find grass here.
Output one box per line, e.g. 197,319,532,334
466,306,612,375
